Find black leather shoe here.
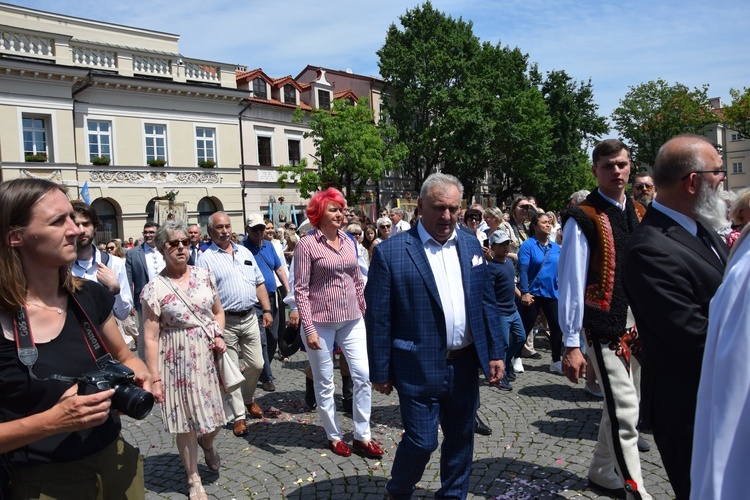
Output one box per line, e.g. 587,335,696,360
587,478,626,499
637,434,651,452
305,377,317,411
474,415,492,436
521,352,542,360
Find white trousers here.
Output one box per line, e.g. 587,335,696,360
587,329,651,500
305,317,372,442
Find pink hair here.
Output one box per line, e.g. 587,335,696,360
306,188,347,227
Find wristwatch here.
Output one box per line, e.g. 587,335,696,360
262,309,272,314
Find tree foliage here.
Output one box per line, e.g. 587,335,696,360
611,79,715,167
722,87,750,139
533,69,608,209
377,1,480,189
277,97,406,205
377,2,608,211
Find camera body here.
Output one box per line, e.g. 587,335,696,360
78,358,154,420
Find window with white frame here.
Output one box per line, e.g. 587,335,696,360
87,120,112,162
257,136,272,166
284,84,296,104
288,139,301,166
144,124,167,162
731,133,745,142
196,127,216,164
253,77,267,99
318,89,331,110
733,161,744,174
22,116,49,161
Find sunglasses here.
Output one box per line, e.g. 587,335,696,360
166,238,190,249
106,246,116,251
465,216,481,222
518,205,533,210
350,232,362,236
634,183,654,190
380,224,391,229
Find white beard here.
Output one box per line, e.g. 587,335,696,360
694,180,730,232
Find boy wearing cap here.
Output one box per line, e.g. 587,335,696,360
487,230,525,389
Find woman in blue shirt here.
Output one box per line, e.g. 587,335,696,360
518,212,564,373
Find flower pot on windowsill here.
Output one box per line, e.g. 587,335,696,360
198,160,216,168
25,153,48,162
91,156,111,166
147,159,167,167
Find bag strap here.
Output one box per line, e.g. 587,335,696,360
157,274,214,345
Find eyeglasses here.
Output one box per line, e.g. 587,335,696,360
106,246,116,251
518,205,533,211
465,216,481,222
379,224,391,229
680,169,727,180
350,232,362,236
634,183,654,190
166,239,190,249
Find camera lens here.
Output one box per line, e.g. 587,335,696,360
112,383,154,420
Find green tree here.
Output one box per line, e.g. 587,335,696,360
611,79,714,167
533,69,608,210
377,1,481,189
277,97,405,205
443,42,553,205
722,87,750,139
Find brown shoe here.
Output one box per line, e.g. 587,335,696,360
246,402,263,418
233,419,248,437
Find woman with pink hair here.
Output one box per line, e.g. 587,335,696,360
293,188,382,459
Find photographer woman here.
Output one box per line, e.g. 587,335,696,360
0,178,149,499
141,220,227,500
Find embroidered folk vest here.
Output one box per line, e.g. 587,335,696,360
568,191,646,342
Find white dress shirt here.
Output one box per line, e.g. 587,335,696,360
143,243,165,280
417,223,470,350
71,246,133,321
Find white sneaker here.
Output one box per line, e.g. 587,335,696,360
512,357,524,373
550,361,563,374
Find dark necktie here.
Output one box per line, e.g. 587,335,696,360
695,221,720,261
191,246,197,263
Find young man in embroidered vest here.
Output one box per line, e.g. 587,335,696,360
558,139,651,499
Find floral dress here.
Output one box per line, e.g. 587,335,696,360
141,266,226,434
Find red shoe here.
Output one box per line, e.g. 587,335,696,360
352,439,384,459
328,440,351,457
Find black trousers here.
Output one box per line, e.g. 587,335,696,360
519,296,563,362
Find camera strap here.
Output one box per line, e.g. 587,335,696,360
14,292,112,381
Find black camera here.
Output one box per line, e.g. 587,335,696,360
78,358,154,420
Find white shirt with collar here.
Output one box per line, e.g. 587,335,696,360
558,189,635,348
71,246,133,321
143,243,165,280
417,222,470,350
395,219,411,234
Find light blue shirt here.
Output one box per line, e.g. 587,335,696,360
417,222,471,350
196,242,264,311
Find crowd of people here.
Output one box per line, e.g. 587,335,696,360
1,133,747,499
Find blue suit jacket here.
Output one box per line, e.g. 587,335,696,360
365,225,505,397
125,245,149,311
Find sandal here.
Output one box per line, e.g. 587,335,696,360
188,480,208,500
197,434,221,472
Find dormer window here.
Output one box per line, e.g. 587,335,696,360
318,89,331,110
253,77,267,99
284,84,296,105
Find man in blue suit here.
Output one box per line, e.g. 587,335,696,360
365,173,505,499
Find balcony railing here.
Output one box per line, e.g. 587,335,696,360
133,55,171,76
0,29,53,57
71,46,116,69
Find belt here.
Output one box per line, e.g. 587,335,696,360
225,308,254,317
446,344,473,359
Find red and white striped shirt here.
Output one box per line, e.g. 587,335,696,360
293,228,365,336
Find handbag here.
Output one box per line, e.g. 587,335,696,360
158,275,244,393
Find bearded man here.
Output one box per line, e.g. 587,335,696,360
622,135,728,499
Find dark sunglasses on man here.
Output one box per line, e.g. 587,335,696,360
634,183,654,190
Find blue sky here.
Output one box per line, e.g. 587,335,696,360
6,0,748,134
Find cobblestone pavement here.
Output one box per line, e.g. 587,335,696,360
123,338,674,499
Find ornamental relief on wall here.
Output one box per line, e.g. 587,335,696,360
88,170,221,184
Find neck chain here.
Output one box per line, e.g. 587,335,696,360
27,300,65,314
